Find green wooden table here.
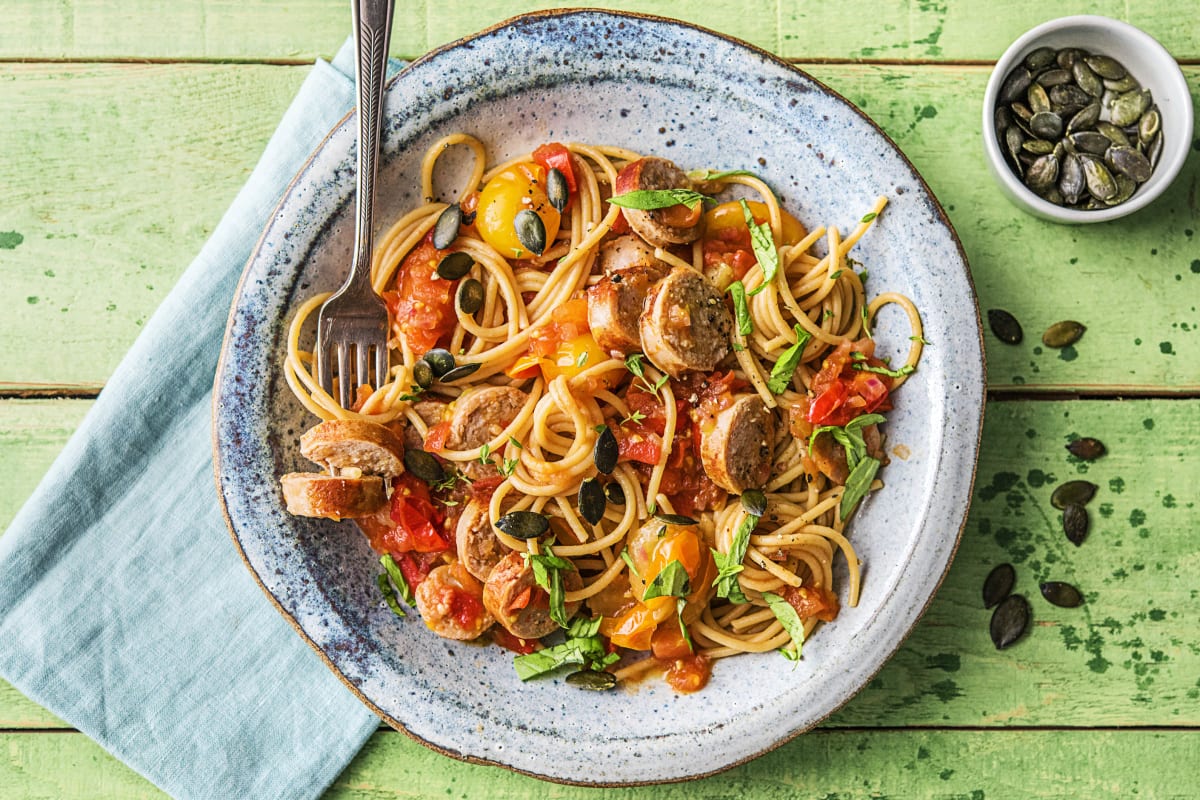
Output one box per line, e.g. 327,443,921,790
2,1,1197,796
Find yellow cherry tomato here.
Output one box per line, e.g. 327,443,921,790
476,163,562,259
704,199,807,246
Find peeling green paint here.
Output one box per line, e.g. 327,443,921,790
1129,509,1146,527
1159,341,1175,355
926,653,961,672
1058,345,1079,362
1143,418,1155,430
1110,477,1126,494
0,230,24,249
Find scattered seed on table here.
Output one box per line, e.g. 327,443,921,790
1066,437,1106,460
1040,581,1084,607
1051,480,1098,510
990,593,1030,649
987,309,1023,344
1062,502,1089,546
983,563,1016,609
1042,320,1086,348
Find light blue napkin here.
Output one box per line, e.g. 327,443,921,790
0,40,397,799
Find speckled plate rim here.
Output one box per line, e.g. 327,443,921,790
213,7,986,786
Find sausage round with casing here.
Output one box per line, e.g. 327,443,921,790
415,562,495,641
482,550,583,639
587,265,666,356
595,234,668,276
455,500,512,581
299,419,405,476
613,157,703,248
640,266,732,377
700,394,776,493
444,386,527,479
279,472,387,519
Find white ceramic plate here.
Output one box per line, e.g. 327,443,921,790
214,9,984,785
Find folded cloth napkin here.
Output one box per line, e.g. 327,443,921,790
0,39,396,799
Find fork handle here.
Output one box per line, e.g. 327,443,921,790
350,0,395,289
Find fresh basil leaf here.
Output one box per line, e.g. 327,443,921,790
740,199,780,296
713,513,759,602
568,615,602,639
513,643,588,680
763,591,805,659
376,573,407,618
643,559,691,601
852,362,915,378
839,455,881,521
860,211,878,223
525,547,575,629
726,280,753,336
609,188,710,211
809,413,886,472
686,168,756,182
766,325,812,394
380,554,415,606
619,547,641,580
676,598,695,653
861,305,873,339
844,413,887,435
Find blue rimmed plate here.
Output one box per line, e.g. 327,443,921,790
214,9,984,785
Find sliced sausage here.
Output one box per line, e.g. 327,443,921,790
482,550,583,639
414,562,495,641
401,399,449,452
587,265,665,357
455,500,512,581
700,395,775,493
596,234,669,276
279,472,386,520
640,266,732,377
299,419,405,476
444,386,527,479
808,423,886,487
614,157,703,248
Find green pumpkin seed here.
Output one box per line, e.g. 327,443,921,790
1084,54,1127,80
1105,173,1137,206
1011,101,1033,122
740,489,768,516
990,593,1030,649
1056,48,1083,70
1081,156,1118,201
404,448,446,484
1109,89,1150,127
1066,437,1106,461
1035,68,1072,88
1029,111,1063,140
1004,127,1026,176
1059,153,1085,205
1040,186,1064,205
1024,46,1057,71
1027,83,1051,114
1042,320,1086,348
412,359,434,389
577,477,607,525
983,563,1016,609
1040,581,1084,608
1062,502,1089,546
1095,121,1131,148
436,251,474,281
999,67,1033,104
1051,480,1098,510
654,511,699,526
513,209,547,256
439,362,480,383
1069,131,1111,155
566,669,617,691
1138,108,1161,145
547,167,570,213
1106,145,1153,183
495,510,550,540
1049,84,1091,110
432,203,463,250
1147,131,1164,168
594,426,618,474
1066,103,1100,134
987,308,1023,345
605,481,625,505
1071,60,1103,97
994,105,1012,134
457,277,484,315
1103,74,1139,92
1025,153,1059,192
1022,139,1056,155
421,348,457,377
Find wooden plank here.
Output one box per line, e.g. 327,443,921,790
2,0,1199,62
2,63,1198,392
0,729,1196,798
2,398,1196,729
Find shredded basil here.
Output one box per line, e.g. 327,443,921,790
808,412,886,472
380,554,415,606
524,545,574,629
712,513,759,603
676,598,695,653
686,168,756,182
853,362,915,378
766,325,812,394
512,617,619,681
861,305,873,339
840,455,881,521
726,280,754,336
609,188,711,210
829,270,843,280
860,211,878,224
740,199,780,296
619,546,641,579
763,591,805,660
910,335,931,345
643,559,691,601
376,573,407,618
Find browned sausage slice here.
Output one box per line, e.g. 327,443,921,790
640,267,732,377
401,399,449,452
596,234,669,276
808,430,849,486
613,157,703,248
482,551,583,639
700,395,775,493
587,265,664,357
299,419,405,476
445,386,527,479
279,473,387,519
414,562,495,641
455,500,511,581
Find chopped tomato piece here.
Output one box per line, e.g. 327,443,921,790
651,618,693,660
663,654,711,693
659,201,703,228
532,142,578,192
805,339,894,427
615,429,662,465
423,420,452,453
491,626,539,655
782,585,841,623
507,585,533,613
385,473,450,553
382,238,459,355
394,551,443,591
448,584,488,630
513,298,611,387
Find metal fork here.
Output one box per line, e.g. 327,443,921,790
315,0,395,409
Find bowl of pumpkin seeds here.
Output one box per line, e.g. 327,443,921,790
983,15,1192,223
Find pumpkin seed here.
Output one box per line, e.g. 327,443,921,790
1042,320,1086,348
1040,581,1084,608
1138,108,1161,145
457,277,484,315
1147,131,1164,168
1095,121,1131,148
1011,101,1033,122
421,348,456,377
547,167,570,213
1059,153,1085,205
1004,127,1026,176
1103,74,1139,92
1026,153,1059,191
495,510,550,540
1027,83,1051,114
994,105,1012,134
1109,89,1150,127
1035,68,1072,88
1048,84,1092,110
1056,48,1083,70
1062,502,1089,546
740,489,768,516
983,563,1016,609
1066,103,1100,134
1105,173,1137,206
577,477,607,525
987,308,1023,345
1081,156,1118,201
990,593,1030,649
1030,111,1063,140
513,209,547,256
436,251,474,281
654,511,699,526
1051,480,1098,510
1066,437,1106,461
1024,46,1057,71
432,203,463,250
1069,131,1111,155
566,669,617,691
1071,60,1103,97
1084,54,1127,80
605,481,625,505
999,67,1033,104
1022,139,1056,155
1040,186,1064,205
594,426,618,474
412,359,434,389
1107,146,1153,183
404,448,446,484
439,362,480,383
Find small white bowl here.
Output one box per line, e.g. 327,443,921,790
982,15,1193,223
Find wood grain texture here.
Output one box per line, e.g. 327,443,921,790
2,0,1199,62
0,729,1197,799
2,398,1195,730
2,63,1197,392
